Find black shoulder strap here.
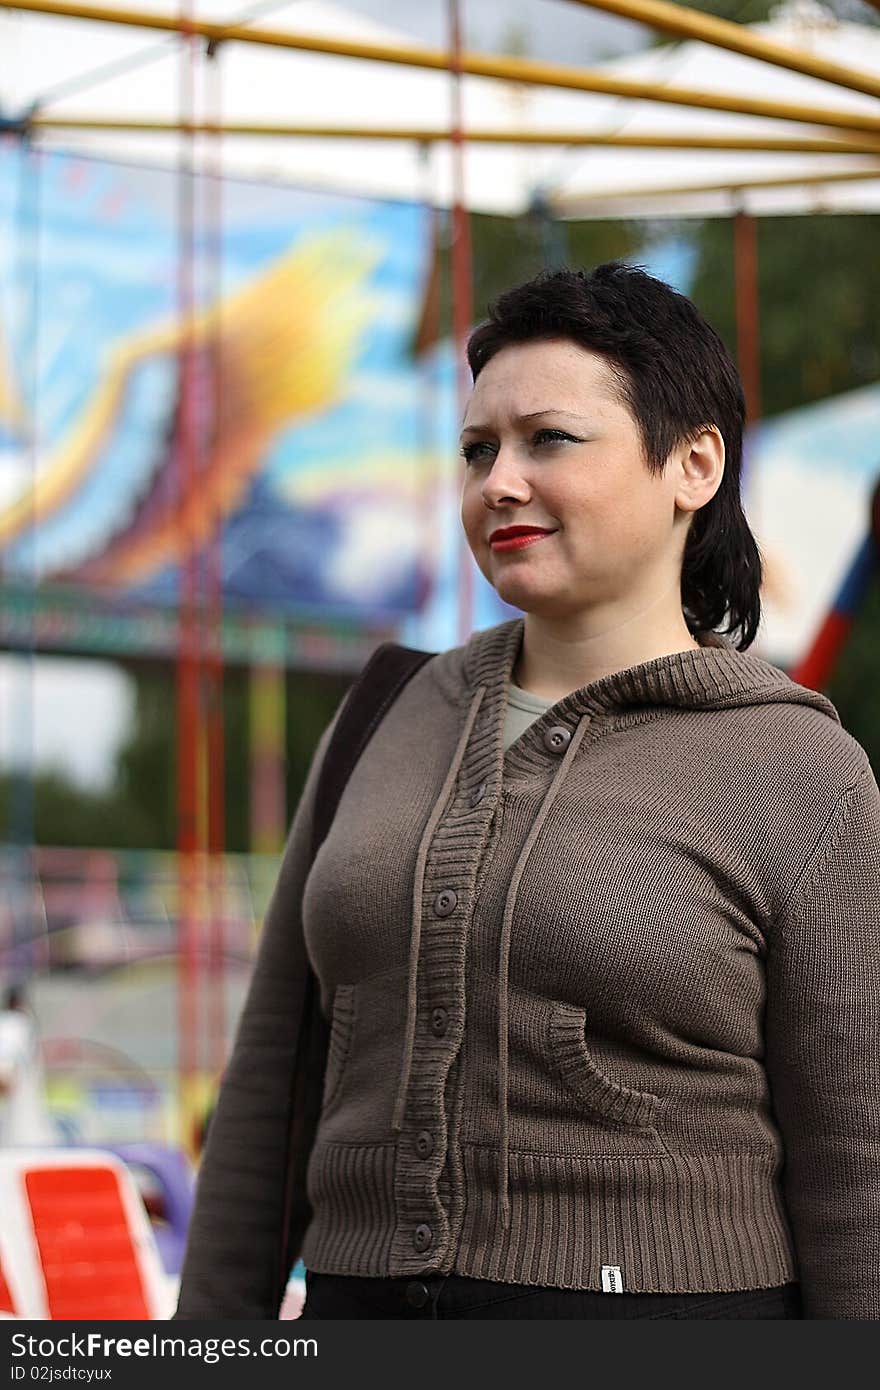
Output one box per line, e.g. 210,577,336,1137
310,641,435,861
277,640,433,1305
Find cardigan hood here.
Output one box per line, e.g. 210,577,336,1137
392,617,842,1228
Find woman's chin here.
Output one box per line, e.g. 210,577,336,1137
490,577,561,616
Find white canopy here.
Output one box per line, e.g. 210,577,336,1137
1,0,878,216
0,0,565,214
541,3,880,218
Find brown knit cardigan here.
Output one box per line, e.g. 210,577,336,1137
176,617,880,1319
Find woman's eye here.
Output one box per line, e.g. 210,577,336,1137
460,429,577,465
533,428,576,446
460,441,495,465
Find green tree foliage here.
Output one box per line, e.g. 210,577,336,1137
284,669,350,820
475,216,646,323
0,660,348,852
647,0,877,29
418,211,643,350
686,214,880,417
114,666,177,848
0,765,156,849
646,0,771,29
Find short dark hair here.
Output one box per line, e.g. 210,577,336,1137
466,262,763,651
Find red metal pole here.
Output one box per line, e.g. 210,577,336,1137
448,0,475,645
176,0,201,1157
734,209,762,426
205,37,227,1082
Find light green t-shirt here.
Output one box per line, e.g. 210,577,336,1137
504,681,555,751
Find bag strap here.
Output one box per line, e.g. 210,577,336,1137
277,640,434,1303
310,641,435,861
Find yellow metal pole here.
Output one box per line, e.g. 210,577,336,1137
249,659,286,857
566,0,880,100
548,163,880,214
3,1,880,136
25,117,880,156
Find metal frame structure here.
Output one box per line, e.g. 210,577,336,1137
4,0,880,132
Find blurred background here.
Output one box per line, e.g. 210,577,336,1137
0,0,878,1317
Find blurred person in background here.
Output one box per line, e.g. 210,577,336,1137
175,263,880,1321
0,982,56,1146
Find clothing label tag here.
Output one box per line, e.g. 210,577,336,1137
601,1265,624,1293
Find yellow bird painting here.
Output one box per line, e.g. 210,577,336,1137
0,228,380,588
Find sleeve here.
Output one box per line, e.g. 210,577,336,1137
764,765,880,1319
173,699,346,1319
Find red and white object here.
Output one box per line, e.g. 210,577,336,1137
0,1149,172,1319
0,1249,20,1317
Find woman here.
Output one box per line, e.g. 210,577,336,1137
176,263,879,1320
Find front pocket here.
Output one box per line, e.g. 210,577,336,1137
548,1002,659,1129
321,983,357,1115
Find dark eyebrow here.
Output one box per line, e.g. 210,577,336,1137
460,410,589,435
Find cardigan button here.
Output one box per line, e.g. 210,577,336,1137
543,724,572,753
433,888,457,917
413,1223,433,1253
430,1007,449,1037
415,1130,434,1159
405,1280,430,1309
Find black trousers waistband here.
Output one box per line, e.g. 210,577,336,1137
299,1271,803,1320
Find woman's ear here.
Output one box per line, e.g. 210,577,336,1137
675,427,725,516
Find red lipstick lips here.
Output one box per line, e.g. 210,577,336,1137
489,525,556,553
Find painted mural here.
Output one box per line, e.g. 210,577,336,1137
0,144,464,626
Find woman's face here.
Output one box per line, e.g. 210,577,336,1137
459,337,701,623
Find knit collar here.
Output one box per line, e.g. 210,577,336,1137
463,615,840,726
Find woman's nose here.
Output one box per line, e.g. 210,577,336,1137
481,449,530,508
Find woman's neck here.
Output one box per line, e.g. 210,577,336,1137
513,614,701,701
